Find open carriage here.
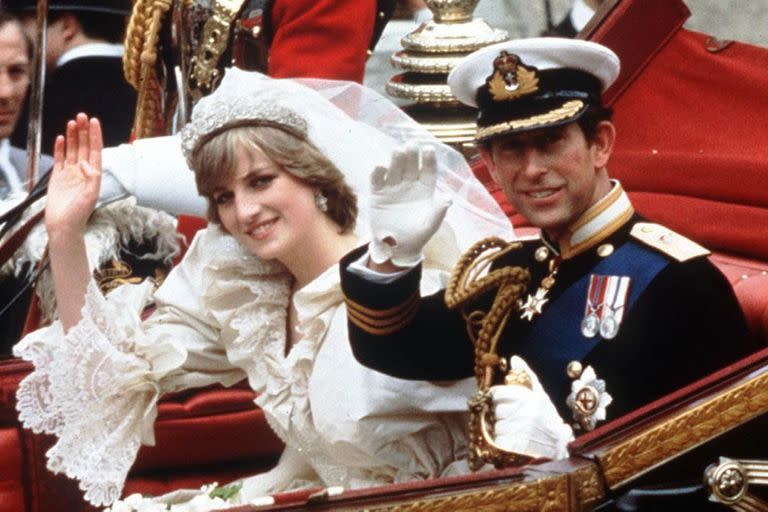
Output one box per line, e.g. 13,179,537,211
1,0,767,510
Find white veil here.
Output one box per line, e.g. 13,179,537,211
181,68,513,264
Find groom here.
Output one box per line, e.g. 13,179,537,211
340,37,754,453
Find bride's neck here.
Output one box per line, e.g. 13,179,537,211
282,220,359,289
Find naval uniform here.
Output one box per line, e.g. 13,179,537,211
341,184,755,425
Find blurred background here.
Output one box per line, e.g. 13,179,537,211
478,0,767,46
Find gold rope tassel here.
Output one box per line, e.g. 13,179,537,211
444,236,534,470
123,0,174,139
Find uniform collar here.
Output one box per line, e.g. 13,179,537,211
544,180,634,259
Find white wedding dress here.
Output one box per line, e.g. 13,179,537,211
14,225,475,507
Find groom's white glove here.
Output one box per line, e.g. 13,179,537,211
100,135,207,216
368,144,451,267
490,356,574,460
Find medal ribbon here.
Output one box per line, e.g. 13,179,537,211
584,274,606,317
602,275,630,325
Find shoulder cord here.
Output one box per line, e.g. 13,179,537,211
444,236,533,470
124,0,174,139
444,236,529,387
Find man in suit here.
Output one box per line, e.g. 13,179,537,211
0,8,57,353
543,0,604,38
6,0,136,150
0,8,54,201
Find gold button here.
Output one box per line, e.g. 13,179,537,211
641,225,653,233
535,246,549,262
597,243,614,257
567,361,583,379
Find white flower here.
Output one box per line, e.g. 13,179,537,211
199,482,219,495
102,493,171,512
169,494,231,512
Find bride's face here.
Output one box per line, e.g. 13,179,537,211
212,144,320,262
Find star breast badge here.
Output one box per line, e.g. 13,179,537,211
518,288,549,321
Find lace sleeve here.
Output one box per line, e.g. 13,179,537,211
14,280,190,507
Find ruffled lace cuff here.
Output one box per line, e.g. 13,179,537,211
14,280,183,507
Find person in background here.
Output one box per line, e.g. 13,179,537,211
0,8,56,355
5,0,136,149
543,0,605,38
0,8,52,201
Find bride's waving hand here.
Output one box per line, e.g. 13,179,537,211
45,113,103,235
44,113,103,331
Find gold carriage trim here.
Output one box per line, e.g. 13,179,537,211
188,0,248,95
345,291,420,336
598,368,768,489
364,471,570,512
476,100,584,140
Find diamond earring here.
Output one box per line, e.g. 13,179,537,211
314,191,328,212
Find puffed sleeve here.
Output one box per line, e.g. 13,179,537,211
12,228,267,507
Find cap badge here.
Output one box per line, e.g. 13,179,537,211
487,51,539,102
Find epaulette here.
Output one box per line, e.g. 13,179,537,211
630,222,710,262
445,236,529,311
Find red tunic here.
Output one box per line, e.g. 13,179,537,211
269,0,376,82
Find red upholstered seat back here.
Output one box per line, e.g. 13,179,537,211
608,29,768,261
604,25,768,345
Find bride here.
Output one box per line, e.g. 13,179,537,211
13,69,512,509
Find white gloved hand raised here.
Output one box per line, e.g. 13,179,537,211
368,144,451,267
490,356,574,460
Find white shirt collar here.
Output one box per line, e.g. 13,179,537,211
570,0,597,32
57,43,124,67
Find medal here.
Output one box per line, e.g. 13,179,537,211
581,313,600,338
598,275,630,340
599,314,619,339
581,274,606,338
518,257,560,321
583,274,631,340
519,288,549,321
566,365,613,432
